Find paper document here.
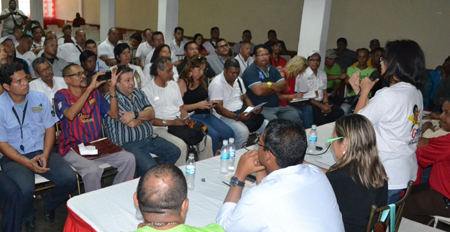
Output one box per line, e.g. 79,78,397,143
244,102,267,113
185,111,195,120
78,143,98,156
290,91,317,102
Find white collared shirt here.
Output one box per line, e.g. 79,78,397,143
98,39,121,59
208,71,245,117
295,67,327,102
136,42,153,57
57,43,84,63
29,77,68,103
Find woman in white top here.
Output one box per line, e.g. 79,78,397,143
142,44,179,88
111,43,144,89
350,40,428,204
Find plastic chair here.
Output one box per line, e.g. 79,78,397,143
428,215,450,228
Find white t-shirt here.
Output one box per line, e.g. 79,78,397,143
29,77,68,103
358,82,423,190
15,50,36,68
32,37,45,50
202,40,217,56
208,71,245,118
57,36,75,46
295,67,327,102
136,42,153,57
98,39,121,59
168,38,189,62
141,79,183,121
57,43,83,63
142,62,179,88
234,54,254,77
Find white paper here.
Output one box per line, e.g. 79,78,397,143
244,102,267,113
78,143,98,156
290,91,317,102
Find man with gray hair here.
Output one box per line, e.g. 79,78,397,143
29,57,67,103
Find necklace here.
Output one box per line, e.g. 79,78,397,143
144,221,180,227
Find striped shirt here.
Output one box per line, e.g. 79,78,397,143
103,88,153,146
55,89,110,156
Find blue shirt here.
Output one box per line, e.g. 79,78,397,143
242,63,285,107
0,90,58,154
74,59,109,72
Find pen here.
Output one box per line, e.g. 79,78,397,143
222,181,230,187
90,137,107,143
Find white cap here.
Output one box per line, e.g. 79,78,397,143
189,153,195,158
0,35,16,45
223,140,228,146
229,138,235,144
308,50,320,58
311,125,317,129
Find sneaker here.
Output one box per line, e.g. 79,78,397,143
44,209,55,225
23,219,37,232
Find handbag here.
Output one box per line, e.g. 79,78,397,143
168,121,207,146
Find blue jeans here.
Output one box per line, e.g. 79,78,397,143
191,114,234,154
0,171,23,232
1,151,77,222
289,104,313,129
261,106,302,125
122,136,181,177
388,189,404,204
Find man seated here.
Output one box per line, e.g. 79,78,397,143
334,37,357,72
232,30,255,55
268,40,287,71
403,98,450,225
29,57,68,103
296,50,344,126
134,163,225,232
324,49,346,106
72,13,86,27
98,27,121,66
54,64,136,192
169,27,189,63
141,57,212,165
12,25,22,46
103,65,181,177
74,39,109,72
202,27,220,56
58,29,86,63
144,31,175,65
176,41,216,80
243,45,301,123
209,58,267,149
30,26,44,54
206,38,230,75
57,24,75,45
234,41,254,77
128,33,142,65
32,38,69,80
15,34,36,67
0,63,77,231
263,30,287,54
433,73,450,112
216,119,344,231
369,39,380,57
136,28,153,59
1,35,32,81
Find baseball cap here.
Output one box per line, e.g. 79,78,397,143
325,49,337,59
308,50,320,58
0,35,16,44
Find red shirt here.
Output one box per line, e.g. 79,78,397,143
269,55,287,71
416,133,450,199
279,70,296,106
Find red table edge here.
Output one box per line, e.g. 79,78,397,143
64,203,97,232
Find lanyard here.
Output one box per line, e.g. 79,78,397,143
12,101,29,153
218,55,225,65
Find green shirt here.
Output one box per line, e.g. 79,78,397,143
346,66,376,97
135,224,225,232
324,63,342,89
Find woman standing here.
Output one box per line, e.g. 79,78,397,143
326,114,388,231
112,43,145,89
178,54,234,155
350,40,428,203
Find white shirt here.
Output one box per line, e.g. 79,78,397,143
142,62,179,88
109,64,142,89
32,37,45,50
208,71,245,117
144,50,177,66
57,36,75,46
235,54,254,77
216,164,345,232
295,67,327,101
98,39,121,59
203,40,217,56
57,43,83,63
15,50,36,68
169,38,189,62
142,79,183,121
0,8,26,33
136,42,153,57
29,77,68,103
358,82,423,189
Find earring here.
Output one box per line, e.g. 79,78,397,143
343,151,346,155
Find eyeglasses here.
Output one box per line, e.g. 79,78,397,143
217,44,229,49
326,137,343,143
256,53,270,57
66,72,87,77
308,58,321,63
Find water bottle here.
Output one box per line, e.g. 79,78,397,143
228,138,236,172
308,125,318,153
220,140,229,174
186,153,196,191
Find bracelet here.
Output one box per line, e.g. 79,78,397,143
110,95,118,98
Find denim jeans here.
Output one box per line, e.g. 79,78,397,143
1,151,77,222
0,171,23,232
388,189,404,204
191,114,234,153
122,136,181,177
260,106,302,125
289,104,314,129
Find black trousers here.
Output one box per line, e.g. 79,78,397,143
310,102,344,126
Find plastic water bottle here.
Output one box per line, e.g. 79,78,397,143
308,125,318,153
228,138,236,172
220,140,229,174
186,153,196,191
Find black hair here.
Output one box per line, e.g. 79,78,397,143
113,43,131,63
31,26,42,34
271,40,283,47
116,65,134,82
215,38,226,46
62,64,80,77
267,29,276,35
85,39,96,48
20,34,33,40
183,41,197,51
137,163,187,215
337,37,347,44
253,44,267,56
210,27,219,33
130,32,142,44
224,58,240,70
262,119,307,168
79,50,97,64
373,47,385,54
243,29,251,35
151,31,163,40
383,40,428,89
355,48,369,56
174,27,184,34
150,56,172,77
150,44,171,63
13,25,22,33
43,38,56,46
0,62,24,86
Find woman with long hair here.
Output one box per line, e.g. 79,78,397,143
278,56,313,128
193,33,207,57
326,114,388,231
350,39,428,203
178,54,234,154
112,43,145,89
142,44,179,87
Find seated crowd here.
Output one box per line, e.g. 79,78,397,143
0,18,449,232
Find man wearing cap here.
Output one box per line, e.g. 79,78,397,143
0,0,27,37
324,49,347,106
15,34,36,68
57,24,75,46
98,27,121,66
58,29,86,63
1,35,32,81
296,50,344,126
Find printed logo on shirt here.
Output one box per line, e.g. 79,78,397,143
89,98,96,105
408,104,422,145
58,102,62,110
258,71,265,80
31,104,43,112
79,114,94,123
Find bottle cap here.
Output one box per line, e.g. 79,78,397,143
229,138,235,143
189,153,195,158
223,140,228,145
311,125,317,129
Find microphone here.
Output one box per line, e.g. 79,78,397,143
351,70,381,106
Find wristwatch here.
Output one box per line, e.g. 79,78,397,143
162,119,167,127
267,81,273,89
230,176,245,187
134,111,139,119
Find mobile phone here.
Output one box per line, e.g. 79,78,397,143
97,71,112,81
37,159,43,167
246,174,256,183
316,146,323,151
212,103,217,106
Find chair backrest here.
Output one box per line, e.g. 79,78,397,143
365,180,415,232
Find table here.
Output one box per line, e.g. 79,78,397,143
303,122,337,170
